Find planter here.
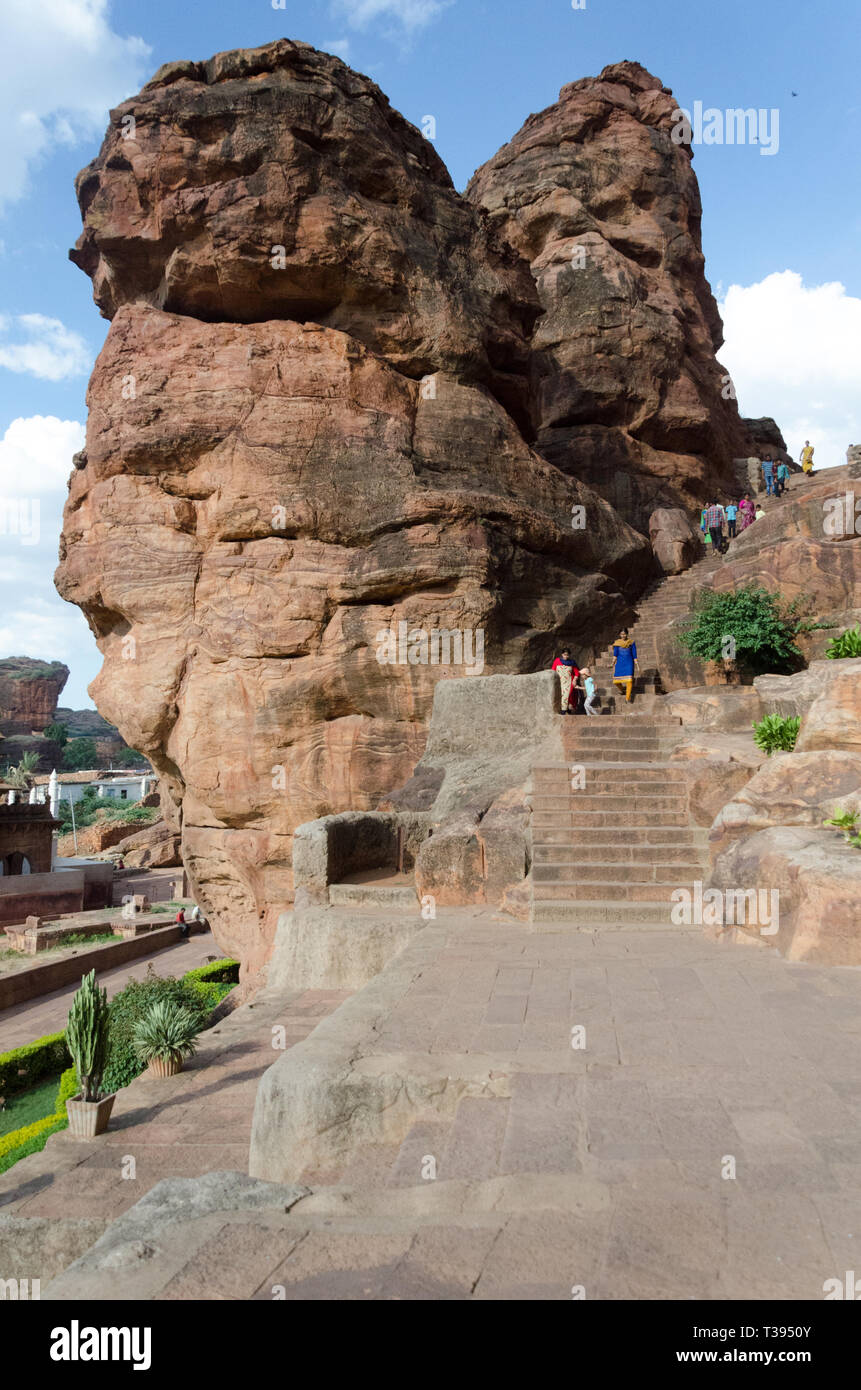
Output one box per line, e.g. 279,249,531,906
146,1054,183,1079
65,1092,116,1138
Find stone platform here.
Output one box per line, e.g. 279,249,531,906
18,907,861,1301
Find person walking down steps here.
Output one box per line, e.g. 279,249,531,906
552,648,575,714
612,629,639,705
580,666,599,715
703,499,726,553
762,457,775,496
725,499,738,539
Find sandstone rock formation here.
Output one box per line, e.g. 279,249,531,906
0,658,69,735
59,40,664,971
466,62,751,530
709,826,861,965
709,750,861,853
648,508,704,575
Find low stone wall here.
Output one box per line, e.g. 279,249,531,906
0,863,114,926
292,811,429,908
0,924,196,1010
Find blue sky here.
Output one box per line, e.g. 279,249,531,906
0,0,859,708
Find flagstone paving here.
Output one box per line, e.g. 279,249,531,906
19,908,861,1301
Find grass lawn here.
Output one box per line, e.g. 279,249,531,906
0,1074,62,1137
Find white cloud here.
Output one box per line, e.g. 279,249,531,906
719,270,861,470
324,37,352,60
0,0,150,209
330,0,451,38
0,314,91,380
0,415,84,496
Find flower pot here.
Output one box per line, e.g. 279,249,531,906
146,1054,183,1079
66,1092,115,1139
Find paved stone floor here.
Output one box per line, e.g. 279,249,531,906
0,981,349,1227
0,933,221,1049
5,911,861,1300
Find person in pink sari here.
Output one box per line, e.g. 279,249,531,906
737,495,755,532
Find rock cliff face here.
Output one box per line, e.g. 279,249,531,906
59,39,663,971
0,658,69,735
466,62,751,529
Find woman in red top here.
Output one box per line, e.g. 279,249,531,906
552,649,577,714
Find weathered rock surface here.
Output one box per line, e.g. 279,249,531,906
466,61,751,530
709,826,861,964
753,659,861,750
661,686,763,731
0,658,69,735
114,818,182,869
59,41,778,970
60,41,652,970
709,751,861,854
648,508,704,575
69,37,540,429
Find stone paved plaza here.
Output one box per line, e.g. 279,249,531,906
9,909,858,1300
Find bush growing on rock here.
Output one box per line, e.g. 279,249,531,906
752,714,801,756
677,584,808,676
826,626,861,659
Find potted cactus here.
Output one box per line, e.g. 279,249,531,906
65,969,115,1137
132,998,202,1078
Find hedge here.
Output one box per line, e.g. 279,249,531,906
0,1067,76,1176
0,1032,71,1100
183,959,240,986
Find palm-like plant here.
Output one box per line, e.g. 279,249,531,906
132,998,202,1068
4,752,39,791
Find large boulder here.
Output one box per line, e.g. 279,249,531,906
795,661,861,754
709,826,861,965
649,508,704,574
755,659,861,750
69,39,540,429
709,750,861,854
661,686,763,730
466,61,750,531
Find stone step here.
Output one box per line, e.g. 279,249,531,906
533,861,705,884
532,809,689,828
530,793,688,812
557,747,678,763
532,764,687,782
533,825,707,846
533,842,708,864
533,880,691,902
531,899,693,926
328,883,418,909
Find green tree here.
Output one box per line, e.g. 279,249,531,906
44,722,69,746
62,737,98,771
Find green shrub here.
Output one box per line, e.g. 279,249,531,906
826,626,861,659
102,969,211,1094
823,809,861,848
677,584,808,675
752,713,801,755
44,721,69,746
0,1067,76,1176
185,980,234,1012
0,1032,70,1099
183,959,240,987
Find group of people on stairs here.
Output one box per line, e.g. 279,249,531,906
552,631,640,714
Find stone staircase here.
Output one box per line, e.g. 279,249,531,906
589,553,721,709
529,714,709,927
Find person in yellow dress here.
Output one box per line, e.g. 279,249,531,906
800,440,815,474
